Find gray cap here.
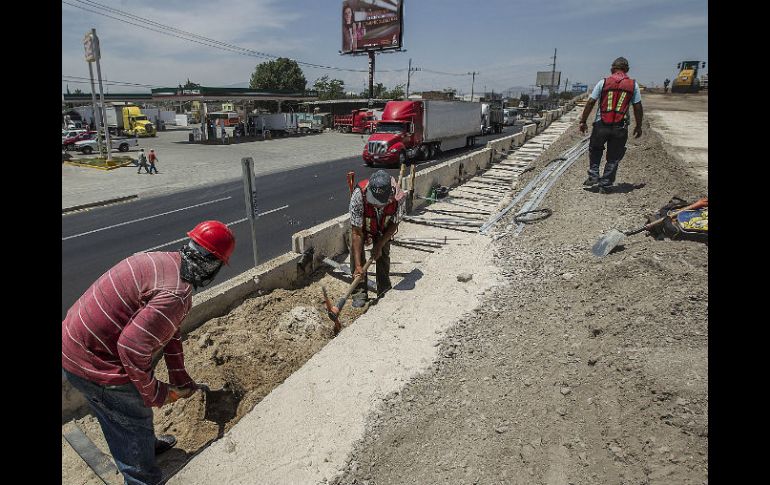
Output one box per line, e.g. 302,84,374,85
612,57,630,71
366,170,394,205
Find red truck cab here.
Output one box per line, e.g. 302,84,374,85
363,101,422,166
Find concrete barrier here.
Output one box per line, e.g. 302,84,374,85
291,214,351,272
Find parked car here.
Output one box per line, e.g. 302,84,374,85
62,129,87,143
62,131,97,151
74,136,138,155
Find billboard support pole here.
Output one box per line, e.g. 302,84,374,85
368,50,376,107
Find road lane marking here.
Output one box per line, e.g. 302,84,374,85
62,197,232,241
138,205,289,252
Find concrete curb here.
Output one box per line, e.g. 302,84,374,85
62,195,139,214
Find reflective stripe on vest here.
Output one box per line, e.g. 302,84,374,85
600,73,635,124
357,180,397,237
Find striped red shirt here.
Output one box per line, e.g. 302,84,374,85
62,252,193,407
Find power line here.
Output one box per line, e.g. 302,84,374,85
63,0,372,73
63,75,159,88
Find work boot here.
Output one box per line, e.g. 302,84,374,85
583,177,599,186
155,435,177,455
598,185,612,194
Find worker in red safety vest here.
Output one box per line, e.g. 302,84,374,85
349,169,406,307
62,220,235,485
578,57,644,193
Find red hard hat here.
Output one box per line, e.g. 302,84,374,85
187,220,235,264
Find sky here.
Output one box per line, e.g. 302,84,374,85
62,0,708,97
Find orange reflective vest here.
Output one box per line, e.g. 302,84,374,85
599,72,636,124
358,180,397,239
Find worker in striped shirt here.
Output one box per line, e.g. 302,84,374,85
62,220,235,485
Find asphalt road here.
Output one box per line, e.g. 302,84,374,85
62,125,522,318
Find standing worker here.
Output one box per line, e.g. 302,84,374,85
578,57,643,193
349,170,406,308
137,148,150,174
663,78,671,93
148,149,159,174
62,221,235,485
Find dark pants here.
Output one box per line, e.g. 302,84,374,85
63,369,162,485
352,237,391,302
148,162,158,174
588,121,628,187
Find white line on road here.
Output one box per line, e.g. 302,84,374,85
139,205,290,252
62,197,233,241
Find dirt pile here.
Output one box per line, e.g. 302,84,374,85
335,117,708,484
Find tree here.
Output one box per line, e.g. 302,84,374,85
73,88,83,95
249,58,307,92
182,79,201,89
384,84,405,99
313,75,346,100
519,94,530,106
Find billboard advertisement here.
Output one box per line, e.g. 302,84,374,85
536,71,561,88
342,0,403,54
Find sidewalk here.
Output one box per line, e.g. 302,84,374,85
62,129,366,211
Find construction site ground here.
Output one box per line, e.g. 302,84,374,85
62,94,707,485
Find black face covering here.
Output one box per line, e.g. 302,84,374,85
180,242,223,289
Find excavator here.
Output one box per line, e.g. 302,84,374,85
671,61,706,93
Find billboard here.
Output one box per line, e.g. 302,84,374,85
341,0,403,54
571,83,588,93
536,71,561,88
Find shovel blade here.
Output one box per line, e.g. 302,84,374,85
592,229,626,257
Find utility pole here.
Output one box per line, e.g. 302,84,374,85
90,29,112,161
406,58,422,98
468,71,478,101
550,48,558,108
83,31,104,156
368,50,376,107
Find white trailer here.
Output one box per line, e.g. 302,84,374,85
422,100,481,151
248,113,299,136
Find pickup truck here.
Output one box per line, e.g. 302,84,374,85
74,136,139,154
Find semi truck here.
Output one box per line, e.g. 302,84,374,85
297,113,325,134
481,102,504,135
363,100,481,166
105,105,157,137
334,109,377,134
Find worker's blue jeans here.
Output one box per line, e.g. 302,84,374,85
63,369,162,485
588,121,628,187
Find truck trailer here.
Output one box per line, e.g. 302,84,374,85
247,113,299,136
363,100,481,166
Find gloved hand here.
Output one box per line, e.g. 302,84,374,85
164,385,196,405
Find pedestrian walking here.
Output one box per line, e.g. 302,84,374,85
62,221,236,485
148,149,159,174
578,56,643,193
221,124,227,144
348,170,406,307
137,148,150,174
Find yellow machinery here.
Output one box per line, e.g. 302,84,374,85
672,61,706,93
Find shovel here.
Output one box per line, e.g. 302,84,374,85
592,197,708,257
322,256,375,334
